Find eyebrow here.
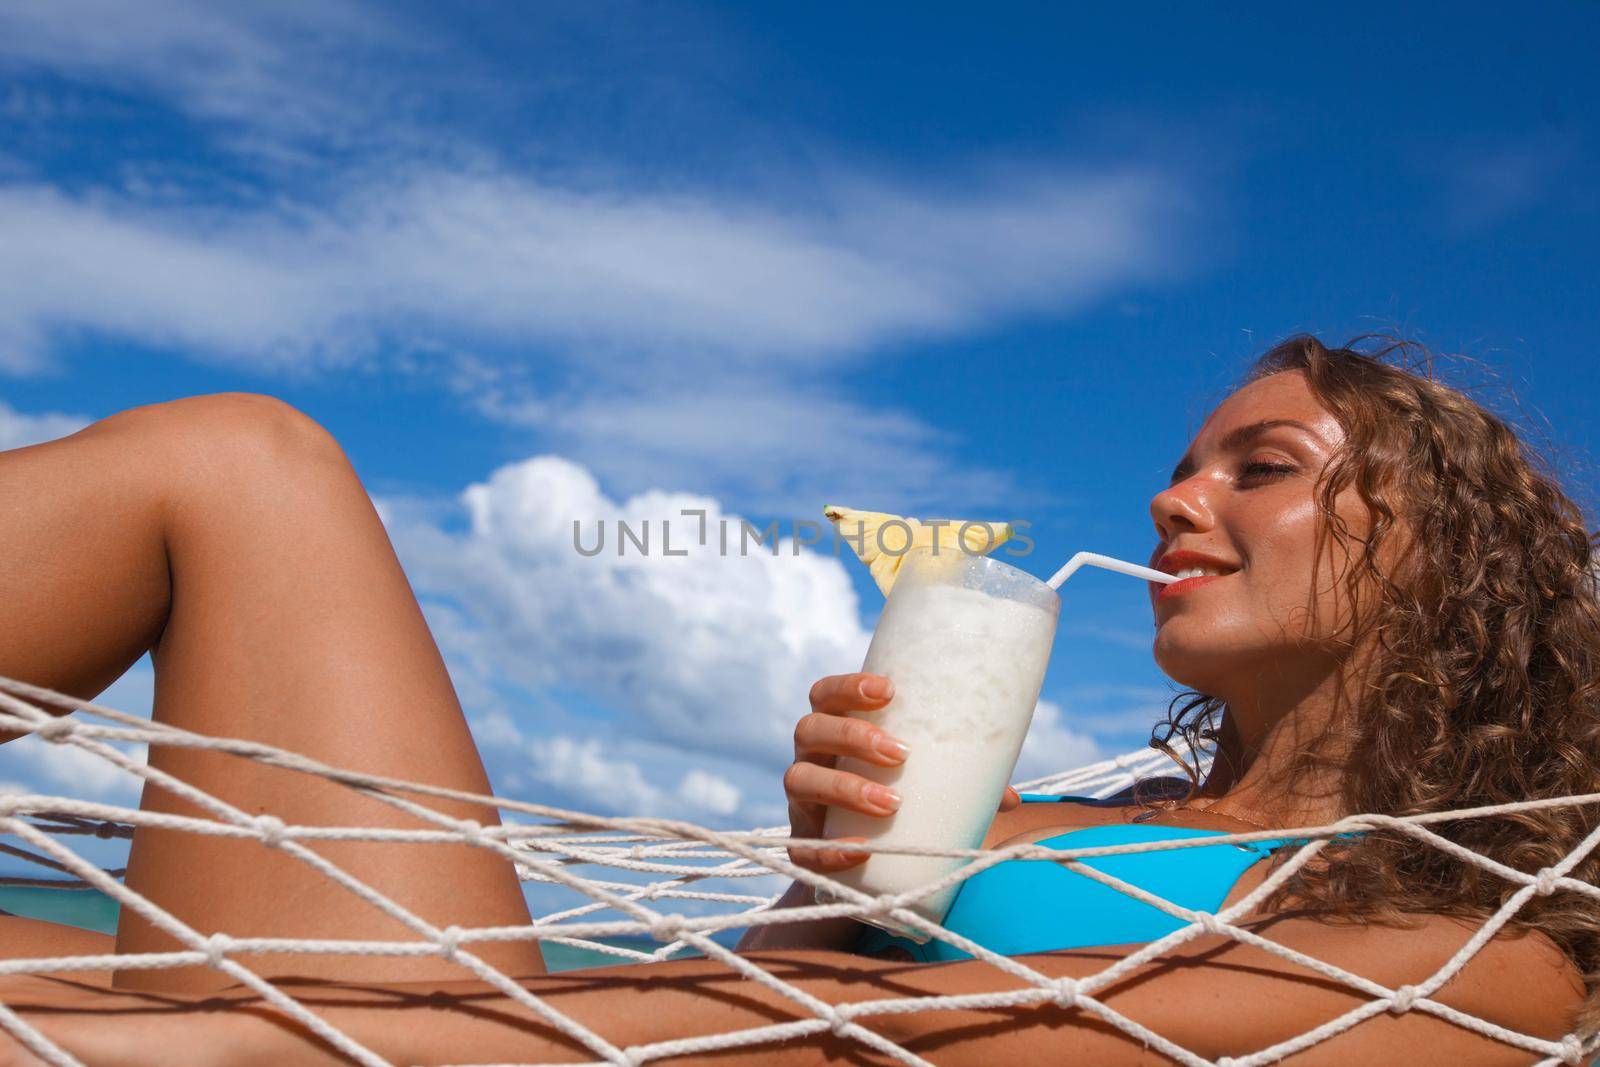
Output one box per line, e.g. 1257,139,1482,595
1168,418,1322,484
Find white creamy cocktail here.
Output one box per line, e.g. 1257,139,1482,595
821,548,1059,936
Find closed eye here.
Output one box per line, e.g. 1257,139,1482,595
1240,461,1295,482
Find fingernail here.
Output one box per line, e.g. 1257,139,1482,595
874,734,911,761
859,677,891,700
866,785,902,811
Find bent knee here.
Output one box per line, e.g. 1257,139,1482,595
89,393,360,517
98,392,348,473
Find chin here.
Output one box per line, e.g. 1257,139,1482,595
1152,628,1256,696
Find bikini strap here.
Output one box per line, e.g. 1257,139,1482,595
1017,792,1111,805
1018,796,1367,853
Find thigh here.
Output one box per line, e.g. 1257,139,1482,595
0,916,112,984
0,424,171,735
91,396,539,990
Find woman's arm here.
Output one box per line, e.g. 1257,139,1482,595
4,913,1581,1067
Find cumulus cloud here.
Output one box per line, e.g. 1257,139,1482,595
466,709,752,824
16,738,144,804
386,453,872,767
384,452,1107,826
0,657,151,806
678,769,742,817
0,398,89,449
1016,699,1103,782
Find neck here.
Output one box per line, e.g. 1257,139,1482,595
1192,653,1363,829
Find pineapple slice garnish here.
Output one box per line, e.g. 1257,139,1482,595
823,504,1012,595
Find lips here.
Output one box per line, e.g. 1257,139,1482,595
1155,572,1231,602
1150,549,1241,605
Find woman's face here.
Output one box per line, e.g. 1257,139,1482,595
1147,370,1372,700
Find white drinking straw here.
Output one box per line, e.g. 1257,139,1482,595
1045,551,1176,591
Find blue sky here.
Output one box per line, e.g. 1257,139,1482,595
0,1,1596,840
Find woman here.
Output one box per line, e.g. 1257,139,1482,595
0,337,1591,1065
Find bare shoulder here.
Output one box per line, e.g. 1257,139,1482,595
1230,908,1586,1038
982,776,1197,848
1401,912,1585,1026
982,797,1129,847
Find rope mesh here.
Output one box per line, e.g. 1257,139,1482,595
0,673,1594,1066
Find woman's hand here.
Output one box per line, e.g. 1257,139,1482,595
784,672,1020,873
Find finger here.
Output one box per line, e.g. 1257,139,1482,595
793,712,909,766
998,786,1021,812
783,761,902,817
808,673,895,715
788,837,870,873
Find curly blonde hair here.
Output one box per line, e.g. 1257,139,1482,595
1146,335,1600,1014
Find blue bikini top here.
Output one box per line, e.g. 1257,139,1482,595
853,792,1356,963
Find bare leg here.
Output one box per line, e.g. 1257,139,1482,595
0,393,541,991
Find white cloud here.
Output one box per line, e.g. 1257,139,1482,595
1034,683,1178,744
526,735,669,816
0,398,89,449
459,703,757,826
0,164,1183,510
386,454,872,769
677,769,741,818
1016,699,1103,782
522,735,745,822
0,163,1187,375
533,380,1026,515
0,657,151,805
0,2,1200,516
22,738,144,804
0,0,419,158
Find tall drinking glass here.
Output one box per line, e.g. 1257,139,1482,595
820,547,1060,939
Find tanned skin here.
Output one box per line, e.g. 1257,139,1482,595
0,383,1582,1065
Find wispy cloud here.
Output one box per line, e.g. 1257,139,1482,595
530,379,1026,514
1435,126,1586,232
0,0,1205,514
0,163,1190,509
0,0,428,163
1053,682,1177,739
0,164,1188,374
1060,620,1155,652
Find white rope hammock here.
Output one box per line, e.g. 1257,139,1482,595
0,673,1595,1067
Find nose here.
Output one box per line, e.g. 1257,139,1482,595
1149,475,1214,544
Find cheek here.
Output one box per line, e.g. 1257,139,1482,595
1256,493,1322,558
1239,493,1332,638
1256,491,1367,638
